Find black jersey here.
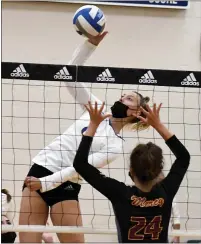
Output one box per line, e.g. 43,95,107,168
73,135,190,243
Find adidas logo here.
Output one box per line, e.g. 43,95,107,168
139,70,157,84
64,185,74,191
97,69,115,82
10,64,29,78
181,73,199,87
54,67,72,80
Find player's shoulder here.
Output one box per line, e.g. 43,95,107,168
149,183,169,201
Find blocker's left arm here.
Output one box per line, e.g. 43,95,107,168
73,135,127,200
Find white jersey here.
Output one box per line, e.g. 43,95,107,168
2,193,14,223
32,41,123,192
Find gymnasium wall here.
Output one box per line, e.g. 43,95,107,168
2,1,201,243
2,1,201,70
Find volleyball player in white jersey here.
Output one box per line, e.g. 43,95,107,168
19,32,179,243
19,32,149,243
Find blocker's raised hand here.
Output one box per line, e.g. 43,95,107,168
85,101,111,126
137,103,162,128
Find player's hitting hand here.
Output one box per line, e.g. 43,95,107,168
88,31,108,46
25,176,42,191
137,103,162,129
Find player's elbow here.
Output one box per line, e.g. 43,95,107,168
183,149,190,165
178,145,190,167
73,157,85,173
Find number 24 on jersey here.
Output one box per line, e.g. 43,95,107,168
128,216,163,241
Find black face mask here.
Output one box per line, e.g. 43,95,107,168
111,101,129,118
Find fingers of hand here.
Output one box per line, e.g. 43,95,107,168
86,101,106,115
26,178,32,187
94,101,98,113
85,101,94,114
137,116,147,124
153,103,157,114
84,104,90,112
157,103,162,115
140,106,149,116
25,177,32,185
141,103,161,119
145,104,153,114
25,177,39,190
99,102,105,114
100,31,108,40
26,182,31,188
88,101,93,111
29,182,39,191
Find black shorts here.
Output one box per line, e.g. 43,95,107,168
1,232,17,243
2,220,17,243
22,164,81,207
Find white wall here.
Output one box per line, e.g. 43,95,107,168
2,1,201,70
2,1,201,243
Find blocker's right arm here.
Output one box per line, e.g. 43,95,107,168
66,32,108,108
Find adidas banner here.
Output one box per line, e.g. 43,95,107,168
2,62,200,88
58,0,189,9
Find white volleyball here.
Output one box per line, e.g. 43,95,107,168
73,5,106,38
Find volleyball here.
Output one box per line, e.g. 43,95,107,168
73,5,106,38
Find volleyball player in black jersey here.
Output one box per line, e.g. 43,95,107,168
73,101,190,243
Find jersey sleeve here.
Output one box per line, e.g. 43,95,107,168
39,166,80,193
39,138,122,193
68,40,96,66
161,135,190,199
73,135,127,201
66,40,102,108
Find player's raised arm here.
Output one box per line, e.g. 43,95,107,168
66,32,108,108
73,101,127,200
68,33,108,66
138,104,190,198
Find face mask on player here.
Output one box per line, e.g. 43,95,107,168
111,101,129,118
